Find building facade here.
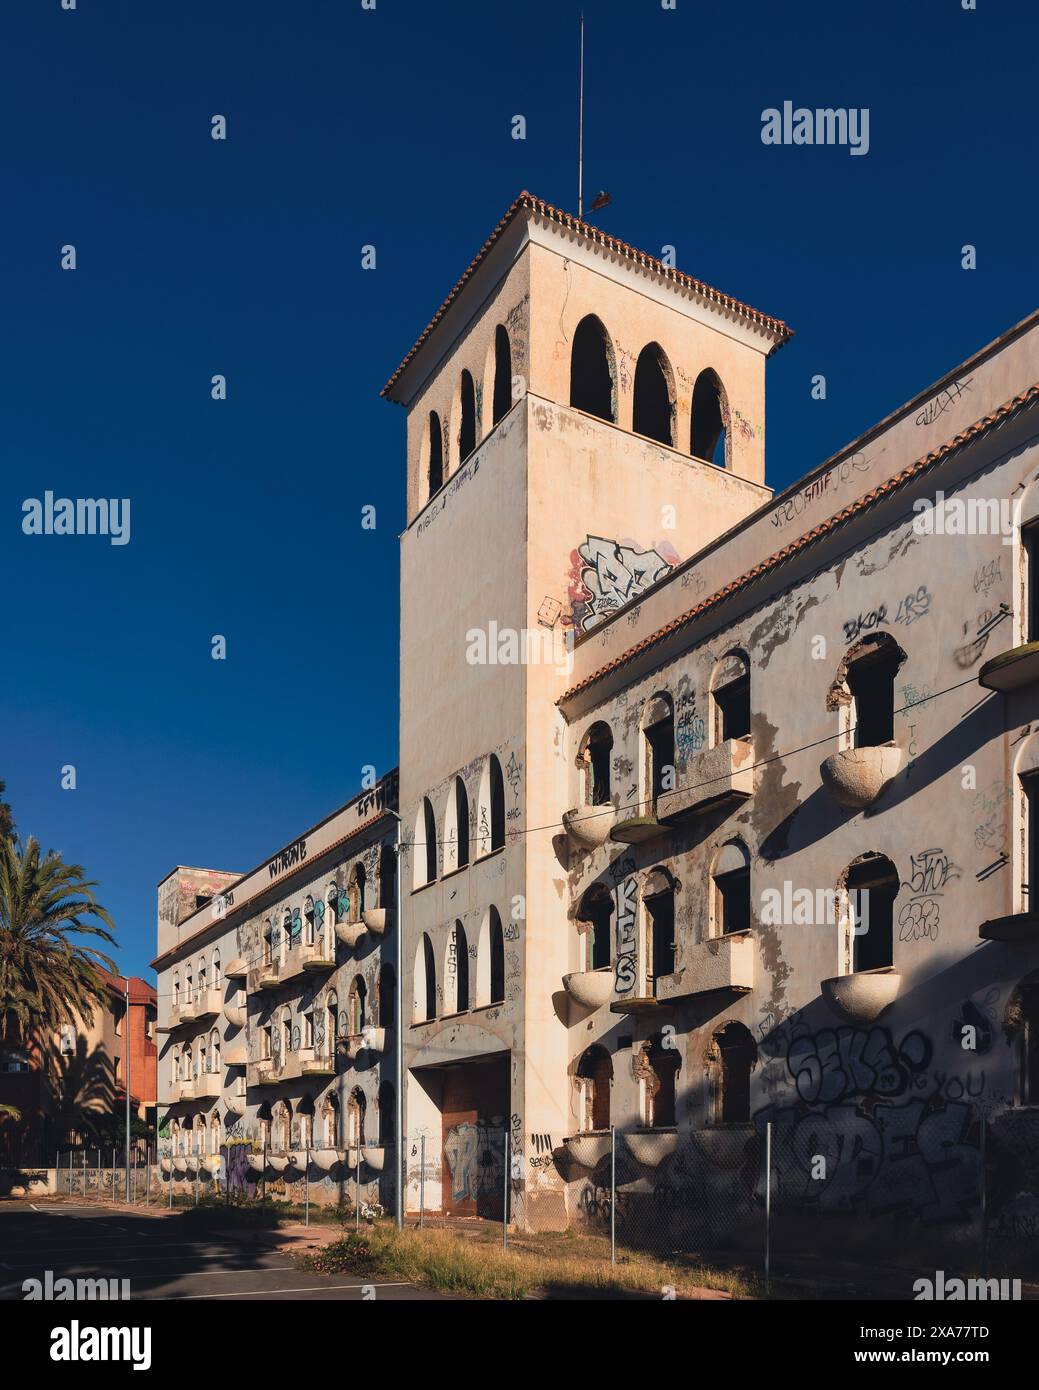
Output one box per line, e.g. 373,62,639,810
157,192,1039,1264
153,773,398,1207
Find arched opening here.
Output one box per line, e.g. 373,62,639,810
478,755,506,853
273,1100,291,1154
712,841,751,937
418,933,436,1021
448,921,470,1013
326,990,338,1050
706,1022,757,1124
323,1093,341,1148
642,1034,681,1128
492,324,512,424
347,1088,366,1148
413,797,437,888
459,369,477,461
644,867,676,995
577,883,614,972
427,411,444,497
209,1029,220,1073
837,633,906,749
454,777,469,868
348,863,366,922
843,852,898,973
712,651,751,744
489,907,506,1004
570,314,615,422
577,1044,613,1131
642,694,675,810
632,343,675,445
297,1095,314,1151
579,722,614,806
690,368,728,467
348,976,367,1035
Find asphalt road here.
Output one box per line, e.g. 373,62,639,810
0,1203,442,1300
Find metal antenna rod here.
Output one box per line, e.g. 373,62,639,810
578,12,584,219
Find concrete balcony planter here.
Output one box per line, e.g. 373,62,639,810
610,815,664,845
248,963,281,994
344,1146,361,1171
363,1143,388,1172
224,958,248,980
268,1154,291,1173
624,1129,679,1168
563,1133,612,1170
160,1158,174,1174
312,1148,344,1172
335,920,366,949
225,1091,246,1116
563,968,614,1011
200,1155,221,1175
223,1002,248,1028
820,743,904,809
250,1063,280,1088
173,1155,188,1174
979,641,1039,692
362,907,391,935
563,805,616,850
658,737,755,821
299,943,336,973
822,967,901,1023
288,1151,310,1169
361,1026,387,1055
194,987,223,1020
225,1044,247,1067
657,931,755,1001
246,1154,266,1174
343,1034,366,1062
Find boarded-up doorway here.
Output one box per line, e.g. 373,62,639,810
441,1055,509,1219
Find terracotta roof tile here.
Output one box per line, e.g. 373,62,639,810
381,191,792,400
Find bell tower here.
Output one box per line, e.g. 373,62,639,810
384,191,789,1226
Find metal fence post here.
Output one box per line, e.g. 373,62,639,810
262,1140,267,1207
81,1149,86,1197
95,1148,100,1199
67,1149,72,1196
305,1144,310,1228
355,1160,361,1232
610,1125,616,1266
765,1119,772,1289
145,1144,151,1207
168,1156,173,1209
194,1152,199,1207
419,1135,425,1230
503,1126,510,1251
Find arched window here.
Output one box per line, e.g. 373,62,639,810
209,1029,220,1073
326,882,339,926
580,722,613,806
706,1022,757,1124
173,974,180,1006
643,1034,681,1128
577,883,614,972
415,933,437,1022
577,1044,613,1131
281,1006,293,1058
843,852,898,973
209,1113,221,1155
298,1097,314,1151
212,949,221,980
459,369,477,461
478,754,506,854
642,695,675,810
834,633,906,749
712,841,751,937
378,1081,396,1143
420,797,438,884
378,963,395,1028
712,651,751,744
690,368,728,467
489,907,506,1004
452,777,470,870
326,989,338,1047
347,1088,366,1148
273,1101,291,1154
303,896,316,946
570,314,615,422
349,863,366,922
644,867,676,995
323,1093,341,1148
492,325,512,424
198,955,207,995
427,411,444,497
348,976,367,1035
632,343,675,445
447,921,470,1013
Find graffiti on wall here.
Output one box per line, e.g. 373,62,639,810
614,875,638,993
444,1119,506,1203
566,536,678,632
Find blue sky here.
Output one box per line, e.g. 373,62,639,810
1,0,1034,980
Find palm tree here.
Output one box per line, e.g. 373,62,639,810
0,835,118,1039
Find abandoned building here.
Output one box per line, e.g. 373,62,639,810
156,192,1039,1262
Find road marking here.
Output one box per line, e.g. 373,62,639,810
173,1281,416,1299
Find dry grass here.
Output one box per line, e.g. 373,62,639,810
296,1222,758,1300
